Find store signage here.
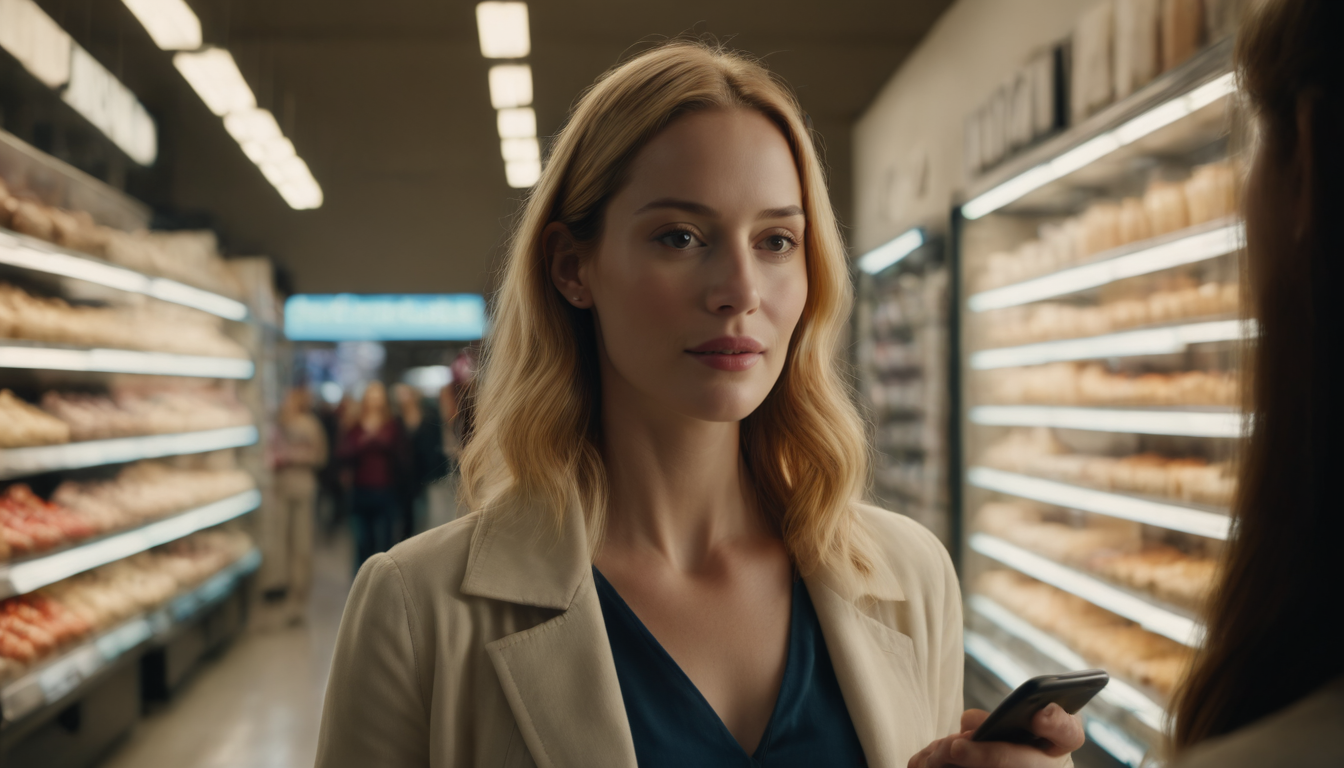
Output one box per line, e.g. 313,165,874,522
285,294,488,341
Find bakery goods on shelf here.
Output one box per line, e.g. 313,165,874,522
40,389,251,442
981,428,1236,507
976,500,1217,610
0,283,247,359
984,362,1238,407
980,281,1239,349
0,462,253,560
0,528,251,682
976,569,1193,696
0,178,243,300
974,161,1238,293
0,390,69,447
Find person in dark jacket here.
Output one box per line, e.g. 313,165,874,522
337,381,407,570
393,383,448,541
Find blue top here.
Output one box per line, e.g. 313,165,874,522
593,567,868,767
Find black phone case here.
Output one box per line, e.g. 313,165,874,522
971,669,1110,744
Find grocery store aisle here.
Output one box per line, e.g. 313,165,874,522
99,532,355,768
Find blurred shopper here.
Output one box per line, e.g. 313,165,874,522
273,387,327,624
315,394,344,536
393,383,447,540
318,43,1083,768
337,382,407,571
1169,2,1344,766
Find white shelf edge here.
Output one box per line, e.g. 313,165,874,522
968,222,1244,312
969,405,1241,438
970,319,1246,370
0,547,260,723
968,466,1231,540
0,489,261,598
964,629,1150,768
0,425,259,480
0,345,254,379
968,595,1167,731
0,229,248,321
968,533,1204,647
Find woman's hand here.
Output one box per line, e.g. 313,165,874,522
908,705,1085,768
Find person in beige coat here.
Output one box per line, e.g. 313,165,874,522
317,42,1084,768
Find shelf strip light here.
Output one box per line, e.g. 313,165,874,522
969,596,1166,730
971,320,1245,370
0,345,255,379
969,405,1241,438
970,533,1204,646
0,231,248,320
963,73,1236,220
0,426,258,480
858,228,925,275
0,489,261,598
1,547,259,723
969,466,1231,539
969,223,1243,312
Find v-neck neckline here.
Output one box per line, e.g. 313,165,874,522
592,567,801,760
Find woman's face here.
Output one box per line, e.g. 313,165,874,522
574,108,808,424
363,382,387,412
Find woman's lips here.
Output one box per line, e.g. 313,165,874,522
685,336,765,371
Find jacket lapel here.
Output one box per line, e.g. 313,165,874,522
466,498,637,768
807,556,930,767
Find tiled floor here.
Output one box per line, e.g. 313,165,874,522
99,531,355,768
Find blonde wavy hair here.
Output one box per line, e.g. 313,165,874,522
460,41,873,579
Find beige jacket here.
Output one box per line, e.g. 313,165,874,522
314,500,964,767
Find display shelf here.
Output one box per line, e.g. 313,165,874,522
968,220,1241,313
968,467,1230,539
970,318,1244,370
0,343,254,379
0,229,248,321
964,629,1152,768
0,425,258,480
968,533,1202,646
0,489,261,599
0,547,260,725
969,405,1240,438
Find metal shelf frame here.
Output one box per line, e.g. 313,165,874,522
0,425,258,480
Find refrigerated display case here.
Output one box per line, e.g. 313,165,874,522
855,231,952,547
0,128,262,764
951,39,1241,766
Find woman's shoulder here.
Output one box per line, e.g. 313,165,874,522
374,512,481,597
1172,676,1344,768
849,501,958,604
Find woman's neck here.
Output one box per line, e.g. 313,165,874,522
598,374,765,573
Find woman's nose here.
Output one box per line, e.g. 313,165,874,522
704,239,762,316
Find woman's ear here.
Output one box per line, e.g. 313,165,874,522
544,221,590,307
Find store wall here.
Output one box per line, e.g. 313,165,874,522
852,0,1100,255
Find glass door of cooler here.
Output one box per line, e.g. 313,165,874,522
952,40,1241,766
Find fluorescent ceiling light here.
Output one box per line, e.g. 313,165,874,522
120,0,202,50
223,108,282,144
476,2,530,58
0,0,73,87
969,596,1166,731
242,137,296,165
971,319,1246,369
489,64,533,108
173,48,256,116
969,223,1243,311
969,533,1204,645
969,405,1242,438
963,73,1237,219
505,159,541,188
3,490,261,596
260,156,324,210
497,107,536,139
858,228,925,275
968,466,1231,539
0,426,258,480
501,137,539,162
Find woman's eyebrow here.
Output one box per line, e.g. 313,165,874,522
634,198,804,220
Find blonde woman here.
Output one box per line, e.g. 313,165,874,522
316,43,1084,768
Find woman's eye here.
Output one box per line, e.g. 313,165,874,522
761,234,797,254
657,230,700,249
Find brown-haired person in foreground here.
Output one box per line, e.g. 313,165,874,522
1169,1,1344,766
315,41,1084,768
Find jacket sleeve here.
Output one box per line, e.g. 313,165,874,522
930,536,965,738
315,554,429,768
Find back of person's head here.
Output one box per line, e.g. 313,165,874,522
1171,0,1344,752
459,40,871,577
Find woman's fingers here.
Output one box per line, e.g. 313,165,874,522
960,708,991,733
1029,703,1085,757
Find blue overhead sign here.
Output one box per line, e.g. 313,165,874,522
284,294,487,341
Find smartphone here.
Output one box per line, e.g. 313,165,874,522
971,669,1109,744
